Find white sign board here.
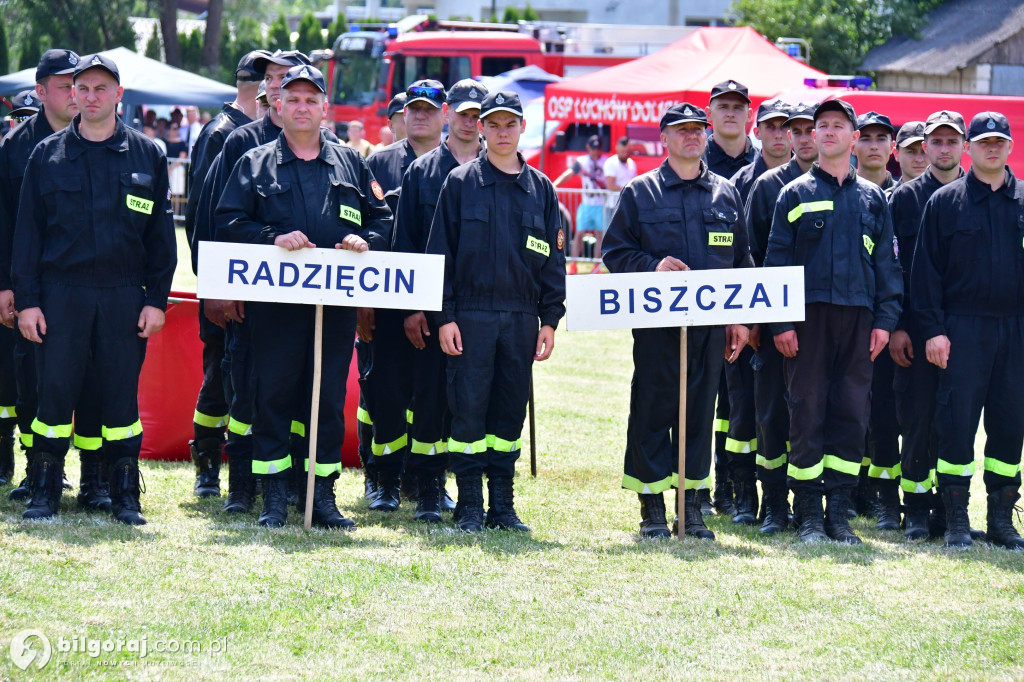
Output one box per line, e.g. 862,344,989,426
197,241,444,311
565,266,805,331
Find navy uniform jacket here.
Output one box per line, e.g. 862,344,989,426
729,154,769,205
0,108,57,292
367,139,418,216
745,158,807,266
216,130,391,252
425,153,566,330
13,116,177,311
910,167,1024,340
703,133,756,180
888,167,963,336
602,159,752,275
394,138,462,256
184,103,252,246
763,163,903,335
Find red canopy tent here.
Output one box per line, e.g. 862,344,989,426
543,27,829,127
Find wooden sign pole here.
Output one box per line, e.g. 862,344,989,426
529,376,537,477
303,304,325,530
677,326,687,539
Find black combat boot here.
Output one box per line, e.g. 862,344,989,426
77,450,111,512
825,488,862,544
986,487,1024,551
941,486,972,548
454,475,484,532
413,472,443,523
23,455,64,519
485,477,530,531
852,472,878,519
369,469,401,512
363,469,379,502
697,488,714,515
902,491,931,541
874,479,902,530
311,475,356,530
108,458,146,525
401,469,419,501
0,428,14,485
794,490,827,543
638,493,670,539
439,473,456,512
759,484,790,535
731,477,759,525
9,448,34,501
190,438,222,498
222,452,256,514
712,478,736,517
676,489,716,539
258,477,289,528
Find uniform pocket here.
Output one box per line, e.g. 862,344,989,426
703,207,737,269
637,208,682,257
254,180,292,228
120,172,156,228
332,179,365,232
521,212,550,262
461,204,490,252
39,175,84,230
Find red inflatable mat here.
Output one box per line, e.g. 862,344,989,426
138,292,362,467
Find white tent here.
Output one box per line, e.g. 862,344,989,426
0,47,236,111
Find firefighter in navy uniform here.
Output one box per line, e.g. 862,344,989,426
13,54,176,524
723,98,791,525
393,78,487,522
362,80,445,512
702,79,756,516
426,91,565,532
743,102,818,534
0,48,111,512
216,65,392,529
763,99,903,544
891,122,929,190
194,49,320,514
852,111,898,522
603,103,751,540
183,49,266,502
888,110,969,541
910,111,1024,550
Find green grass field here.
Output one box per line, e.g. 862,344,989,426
0,230,1021,680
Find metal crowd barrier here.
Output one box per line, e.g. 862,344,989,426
554,187,621,262
167,157,191,224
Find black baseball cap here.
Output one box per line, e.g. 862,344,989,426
480,90,523,118
786,103,816,124
968,111,1012,142
814,99,856,127
709,80,750,103
660,102,708,130
406,80,446,108
256,81,268,105
895,121,925,148
586,134,601,149
254,49,312,72
447,79,487,113
36,49,80,82
856,111,894,136
236,49,271,81
387,93,408,119
756,98,790,123
73,53,120,84
280,65,326,93
9,89,40,117
923,110,966,136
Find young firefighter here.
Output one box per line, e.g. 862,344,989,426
426,91,566,532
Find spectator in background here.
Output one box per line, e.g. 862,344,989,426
155,117,169,141
143,124,167,155
346,120,374,157
165,122,188,214
185,106,202,156
170,107,184,127
143,109,157,128
604,135,637,196
200,111,212,125
553,133,608,258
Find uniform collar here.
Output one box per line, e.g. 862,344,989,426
966,166,1018,202
65,113,129,159
478,152,531,191
810,162,858,188
658,159,712,191
706,133,755,163
31,105,55,139
275,128,332,165
919,166,964,192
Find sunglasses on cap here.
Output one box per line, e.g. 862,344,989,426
408,86,443,100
